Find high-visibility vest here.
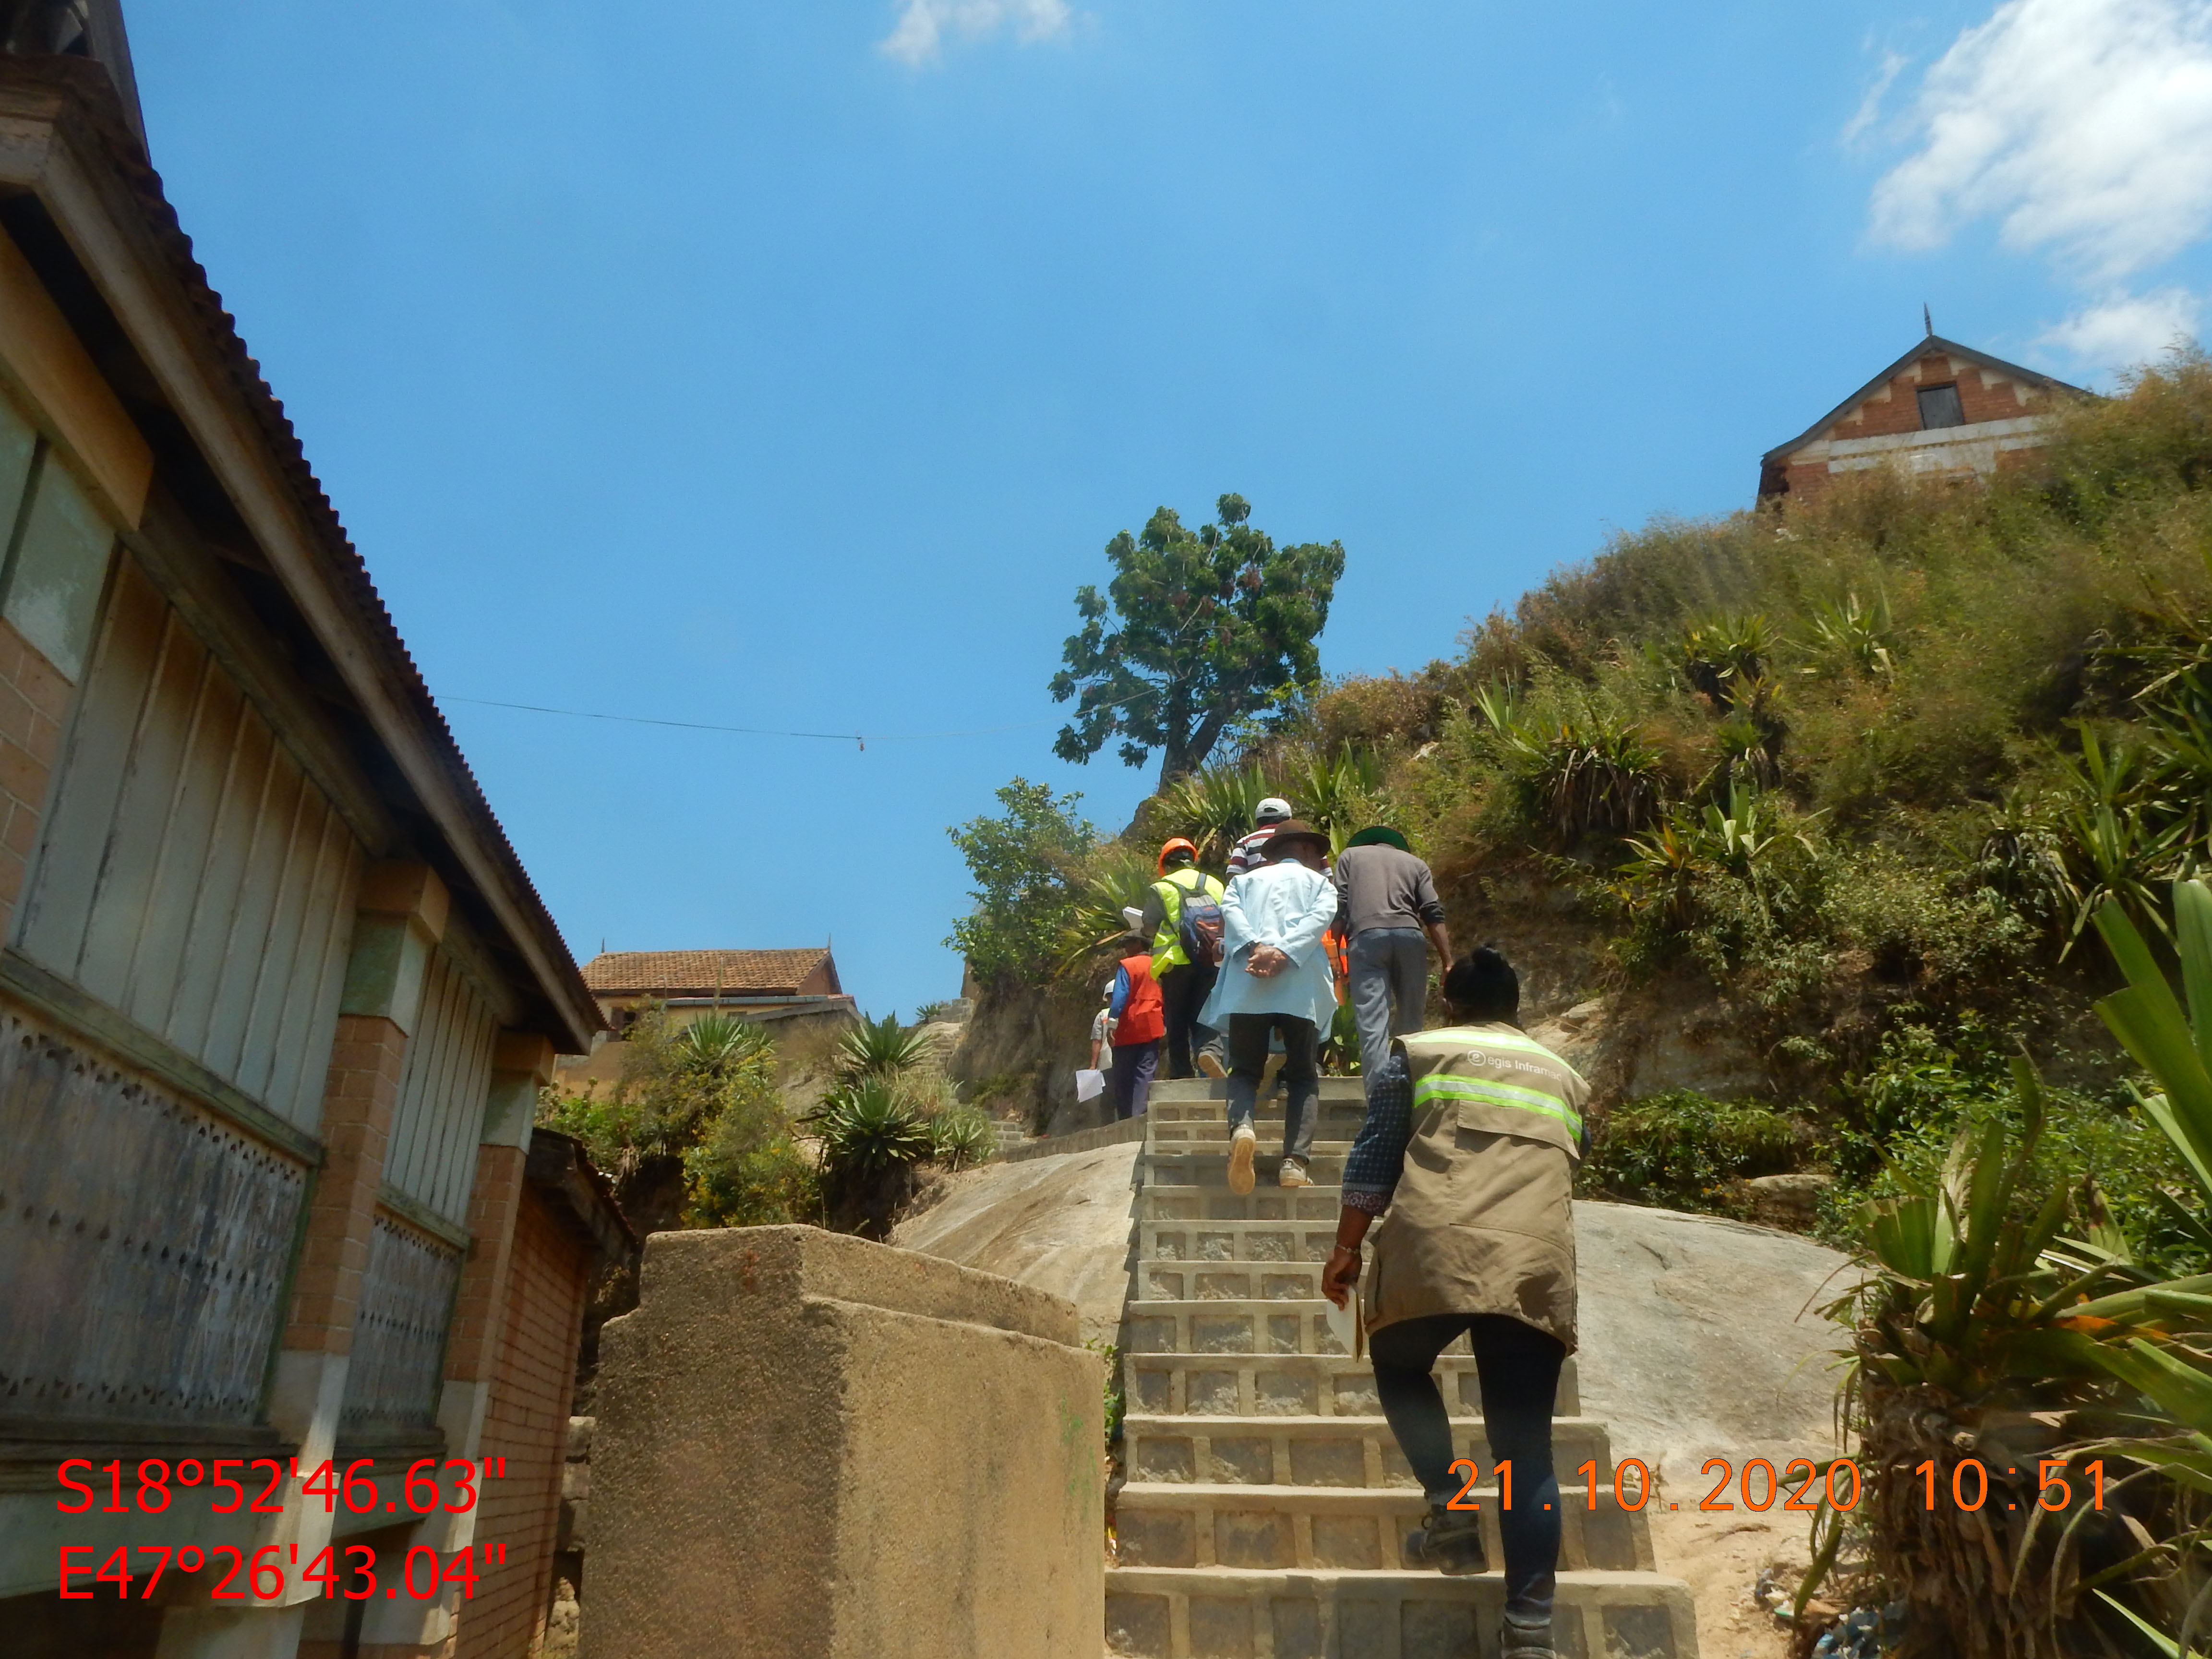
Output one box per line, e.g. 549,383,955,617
1398,1024,1589,1161
1149,867,1223,971
1115,954,1165,1045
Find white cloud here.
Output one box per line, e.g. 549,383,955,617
1870,0,2212,282
2037,286,2202,366
879,0,1071,66
1841,50,1906,146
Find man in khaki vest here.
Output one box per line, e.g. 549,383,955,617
1320,948,1589,1659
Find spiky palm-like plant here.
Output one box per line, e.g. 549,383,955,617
674,1012,773,1077
835,1011,931,1081
1800,884,2212,1653
1152,760,1271,867
1058,842,1162,977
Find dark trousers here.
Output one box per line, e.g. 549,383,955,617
1157,962,1219,1079
1109,1040,1158,1119
1224,1012,1319,1165
1369,1312,1566,1627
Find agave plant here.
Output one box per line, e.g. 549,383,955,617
2056,728,2198,951
1056,842,1162,976
1614,784,1815,923
1799,885,2212,1650
1504,707,1664,846
1152,760,1271,866
1676,612,1776,712
810,1077,934,1174
674,1012,773,1077
1806,590,1899,679
928,1105,998,1171
1812,1062,2175,1655
835,1011,932,1080
1279,744,1384,845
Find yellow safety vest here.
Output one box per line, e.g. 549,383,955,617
1148,867,1223,971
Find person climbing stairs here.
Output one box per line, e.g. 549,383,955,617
1105,1076,1700,1659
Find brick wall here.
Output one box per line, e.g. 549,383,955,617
0,614,72,934
284,1013,409,1355
1777,353,2059,504
453,1188,590,1659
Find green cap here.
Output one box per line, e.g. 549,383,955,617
1346,825,1409,852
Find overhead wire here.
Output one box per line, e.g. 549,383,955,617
443,676,1176,751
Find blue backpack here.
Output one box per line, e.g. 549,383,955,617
1174,873,1225,968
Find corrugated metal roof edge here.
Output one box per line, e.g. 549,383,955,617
1,58,597,1050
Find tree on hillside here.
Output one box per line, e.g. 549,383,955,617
1049,493,1345,783
945,778,1096,986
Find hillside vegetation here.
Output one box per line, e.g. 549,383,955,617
950,352,2212,1255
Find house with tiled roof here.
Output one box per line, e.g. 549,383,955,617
550,945,856,1094
1758,333,2092,505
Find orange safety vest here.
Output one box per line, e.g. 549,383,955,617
1115,954,1166,1046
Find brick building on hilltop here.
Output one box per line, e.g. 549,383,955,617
1758,333,2091,505
548,946,857,1097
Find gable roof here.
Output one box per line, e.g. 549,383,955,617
1762,335,2092,464
580,948,841,998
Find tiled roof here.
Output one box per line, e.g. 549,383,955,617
580,948,837,997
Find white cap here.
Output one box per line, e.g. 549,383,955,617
1256,797,1293,823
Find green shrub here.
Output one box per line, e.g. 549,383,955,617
1579,1090,1805,1214
946,778,1097,986
1816,1023,2209,1278
539,1004,813,1233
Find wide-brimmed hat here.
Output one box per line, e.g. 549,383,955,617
1262,818,1331,858
1346,824,1409,852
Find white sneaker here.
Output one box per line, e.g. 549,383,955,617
1227,1123,1258,1194
1278,1159,1311,1189
1197,1050,1227,1081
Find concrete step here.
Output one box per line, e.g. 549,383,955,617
1140,1219,1346,1264
1136,1262,1335,1302
1148,1078,1370,1106
1124,1352,1583,1419
1126,1298,1363,1358
1123,1413,1617,1490
1104,1566,1698,1659
1115,1479,1654,1575
1143,1151,1347,1185
1141,1189,1346,1223
1148,1120,1366,1149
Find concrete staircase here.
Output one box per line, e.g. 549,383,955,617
1106,1078,1698,1659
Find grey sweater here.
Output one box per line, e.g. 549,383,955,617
1332,843,1446,937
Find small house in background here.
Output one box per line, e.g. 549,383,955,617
549,946,857,1095
1758,333,2091,505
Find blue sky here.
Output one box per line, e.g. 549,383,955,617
128,0,2212,1020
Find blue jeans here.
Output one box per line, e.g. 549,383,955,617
1370,1312,1565,1626
1348,928,1430,1097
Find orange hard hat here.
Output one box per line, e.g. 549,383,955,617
1156,837,1199,875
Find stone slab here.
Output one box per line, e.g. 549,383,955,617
583,1225,1104,1659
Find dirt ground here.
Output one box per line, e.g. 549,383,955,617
1648,1499,1811,1657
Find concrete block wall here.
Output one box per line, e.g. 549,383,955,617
583,1226,1105,1659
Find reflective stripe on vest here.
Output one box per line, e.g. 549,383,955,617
1410,1073,1582,1142
1399,1027,1586,1159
